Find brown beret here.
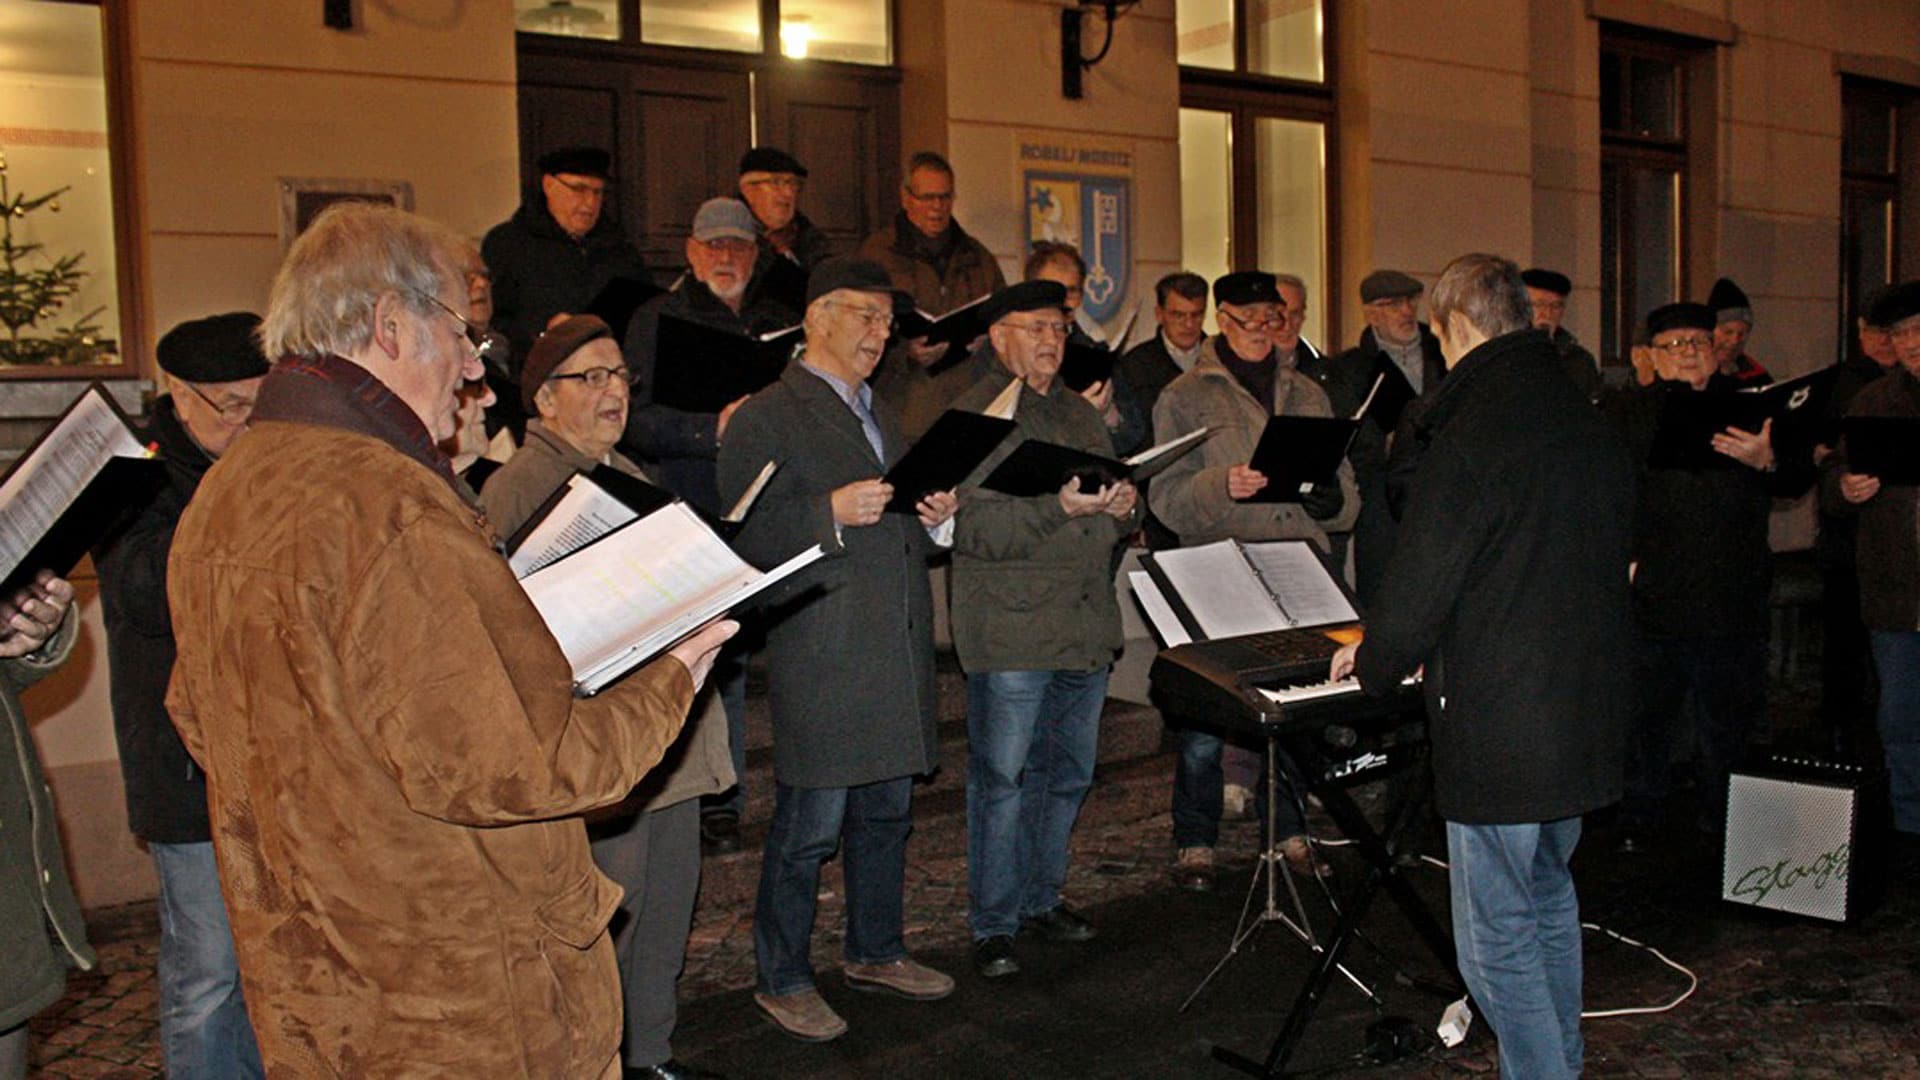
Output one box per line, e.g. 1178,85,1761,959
522,314,612,413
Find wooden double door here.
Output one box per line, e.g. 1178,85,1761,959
516,38,901,283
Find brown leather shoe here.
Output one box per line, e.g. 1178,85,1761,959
753,989,848,1042
1172,846,1216,892
842,957,955,1001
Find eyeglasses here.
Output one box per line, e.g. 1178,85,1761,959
1651,335,1713,354
182,381,256,425
417,292,494,361
822,301,895,333
905,188,955,205
1005,318,1070,339
1366,296,1417,312
1219,309,1285,331
743,176,805,193
553,177,607,199
546,365,637,391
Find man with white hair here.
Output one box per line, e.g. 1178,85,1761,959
165,201,734,1077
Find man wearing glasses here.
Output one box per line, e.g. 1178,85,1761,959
482,146,649,430
482,314,735,1080
1608,301,1813,852
717,257,960,1043
1148,270,1358,893
861,151,1008,439
95,313,269,1080
738,147,834,313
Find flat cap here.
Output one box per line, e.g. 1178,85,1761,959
806,256,896,306
157,312,269,383
1213,271,1281,308
1646,301,1716,339
1360,269,1424,303
981,280,1068,327
522,314,613,413
691,197,759,244
1521,268,1572,296
537,146,611,179
1869,281,1920,330
1708,277,1753,325
739,147,808,177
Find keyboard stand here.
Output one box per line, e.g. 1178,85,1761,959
1211,716,1464,1079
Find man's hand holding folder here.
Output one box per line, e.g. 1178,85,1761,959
834,478,957,529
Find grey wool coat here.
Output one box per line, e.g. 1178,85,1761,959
716,361,943,789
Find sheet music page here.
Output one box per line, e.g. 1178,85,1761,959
1127,571,1191,646
724,460,778,524
1241,540,1357,629
0,387,148,580
508,474,641,579
982,378,1021,420
1124,426,1208,467
1151,540,1287,639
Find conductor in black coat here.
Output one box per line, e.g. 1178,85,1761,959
1333,254,1634,1080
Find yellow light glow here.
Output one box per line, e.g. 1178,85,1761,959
780,18,813,59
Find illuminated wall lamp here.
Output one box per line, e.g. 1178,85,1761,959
781,16,813,59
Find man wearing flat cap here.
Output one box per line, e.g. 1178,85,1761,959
482,315,736,1080
739,147,834,313
482,146,649,429
1707,276,1771,385
1522,267,1602,403
946,281,1138,979
1608,300,1813,851
1150,269,1359,892
717,256,961,1043
94,313,269,1080
1832,280,1920,836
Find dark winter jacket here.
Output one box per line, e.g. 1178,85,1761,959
1832,366,1920,631
481,200,649,373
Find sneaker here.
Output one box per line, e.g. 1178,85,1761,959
1222,783,1255,820
1021,904,1097,943
1172,846,1216,893
842,956,955,1001
753,988,847,1042
973,935,1019,978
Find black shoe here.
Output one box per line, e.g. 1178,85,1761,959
700,812,742,855
1614,829,1648,856
973,935,1019,978
626,1061,726,1080
1021,905,1097,943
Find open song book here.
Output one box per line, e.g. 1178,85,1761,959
0,383,164,598
1133,538,1359,644
510,461,817,696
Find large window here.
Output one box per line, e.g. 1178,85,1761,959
515,0,891,65
1840,79,1907,339
1176,1,1334,347
1599,31,1693,363
0,0,128,372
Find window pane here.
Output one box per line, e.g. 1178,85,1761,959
1843,190,1894,303
1176,0,1235,71
1629,167,1679,323
1250,0,1323,82
1599,50,1626,133
1254,117,1327,349
781,0,890,65
641,0,761,53
1628,55,1678,140
1843,95,1895,175
0,0,122,367
515,0,620,41
1178,108,1232,333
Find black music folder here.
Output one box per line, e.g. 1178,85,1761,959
754,256,810,315
980,427,1209,497
650,315,803,413
1368,360,1419,431
1841,417,1920,484
1649,365,1840,470
2,383,165,598
1060,338,1118,393
895,294,992,358
880,408,1017,512
1235,416,1358,503
586,276,667,336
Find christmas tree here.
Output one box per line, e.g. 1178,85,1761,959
0,148,113,366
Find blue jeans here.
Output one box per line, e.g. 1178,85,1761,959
151,841,264,1080
1870,630,1920,833
753,777,913,996
965,668,1107,939
1446,818,1585,1080
1171,729,1307,849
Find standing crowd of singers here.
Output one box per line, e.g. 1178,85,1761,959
4,135,1920,1080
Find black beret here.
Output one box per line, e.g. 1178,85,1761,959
1214,271,1280,308
739,146,808,178
806,256,896,306
522,314,613,413
1708,277,1752,324
537,147,611,179
1521,268,1572,296
1359,269,1423,303
157,312,269,383
1646,302,1716,339
1869,281,1920,330
981,281,1068,327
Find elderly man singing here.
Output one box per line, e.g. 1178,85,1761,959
165,202,733,1079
